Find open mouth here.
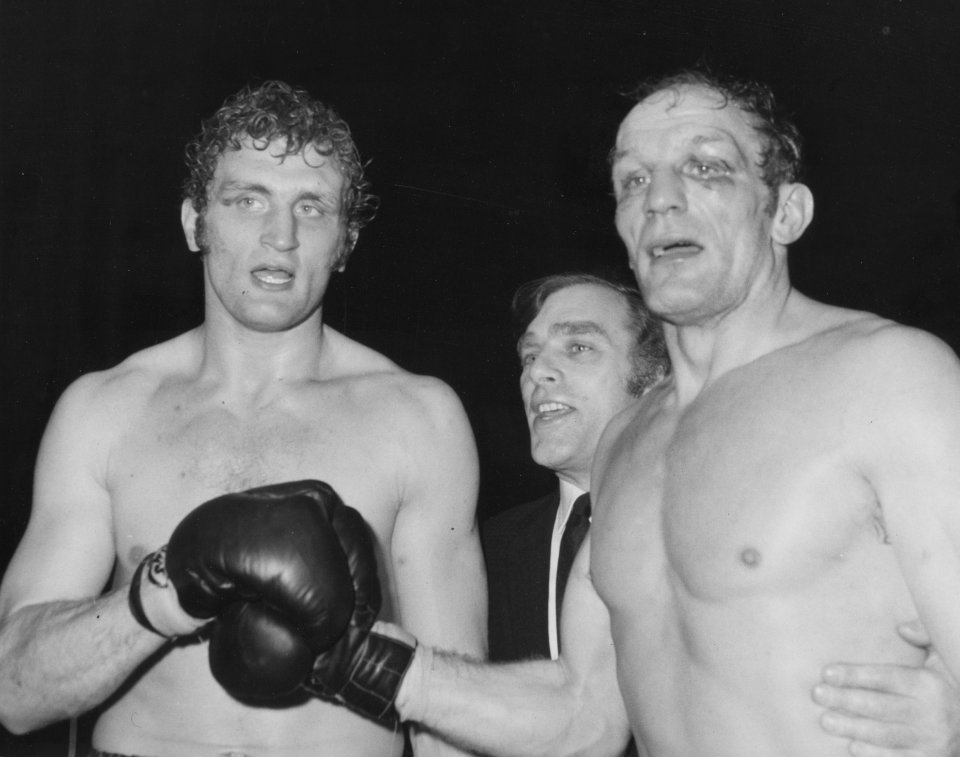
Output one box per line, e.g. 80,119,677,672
651,240,702,258
534,401,574,421
252,267,294,285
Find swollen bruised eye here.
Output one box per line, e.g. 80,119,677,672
618,175,648,198
686,160,729,179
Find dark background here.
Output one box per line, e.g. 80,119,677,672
2,0,960,751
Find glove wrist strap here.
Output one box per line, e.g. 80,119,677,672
128,547,172,637
304,631,416,729
128,546,205,639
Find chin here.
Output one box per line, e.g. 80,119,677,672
531,446,571,473
236,303,318,332
645,288,715,323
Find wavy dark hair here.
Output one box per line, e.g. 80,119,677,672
182,80,377,265
622,69,803,213
512,270,669,397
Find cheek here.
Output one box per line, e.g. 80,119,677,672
614,203,643,241
519,374,534,404
199,216,239,255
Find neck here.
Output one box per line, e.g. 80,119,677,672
663,272,801,403
196,310,329,398
554,470,589,493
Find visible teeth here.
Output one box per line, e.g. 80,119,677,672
253,269,292,284
537,402,570,413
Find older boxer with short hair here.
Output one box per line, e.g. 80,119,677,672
305,69,960,757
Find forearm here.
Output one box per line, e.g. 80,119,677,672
409,726,482,757
0,588,164,733
397,647,620,757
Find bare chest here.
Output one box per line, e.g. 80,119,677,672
106,389,399,579
592,366,887,609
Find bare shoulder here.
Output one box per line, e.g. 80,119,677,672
791,310,960,450
33,330,201,498
813,310,959,381
323,327,467,424
593,385,661,471
766,295,957,381
53,330,200,428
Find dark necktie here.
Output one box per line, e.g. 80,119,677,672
556,492,591,635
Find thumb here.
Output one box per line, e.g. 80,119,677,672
897,619,932,649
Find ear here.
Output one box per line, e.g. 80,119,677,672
181,199,202,252
771,183,813,246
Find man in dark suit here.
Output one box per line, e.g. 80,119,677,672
483,271,667,662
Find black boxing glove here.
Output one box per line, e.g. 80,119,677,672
160,480,360,697
202,480,416,725
206,600,317,700
304,621,416,728
300,503,416,728
195,481,381,701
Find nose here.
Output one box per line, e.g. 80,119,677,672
261,208,299,252
644,168,687,216
527,352,561,385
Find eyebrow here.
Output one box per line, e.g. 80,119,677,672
691,134,726,147
517,320,612,354
218,180,270,194
217,181,339,204
610,132,739,165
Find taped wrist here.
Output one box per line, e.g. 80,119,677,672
128,546,175,638
304,631,416,728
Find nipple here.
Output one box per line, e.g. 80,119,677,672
739,547,762,568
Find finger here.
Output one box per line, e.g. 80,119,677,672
897,619,932,648
819,709,915,749
922,649,956,683
848,741,921,757
822,663,919,695
813,683,911,721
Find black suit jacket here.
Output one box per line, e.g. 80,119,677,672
482,490,640,757
481,489,559,662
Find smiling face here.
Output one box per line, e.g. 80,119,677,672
518,283,639,489
181,137,348,333
611,85,780,326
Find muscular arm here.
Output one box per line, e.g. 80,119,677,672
394,536,631,757
390,379,487,755
827,326,960,756
864,328,960,679
0,376,164,733
0,590,163,733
